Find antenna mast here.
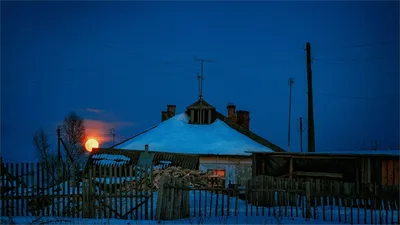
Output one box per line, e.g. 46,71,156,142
195,58,213,100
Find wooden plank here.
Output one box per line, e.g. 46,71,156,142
198,188,202,217
166,175,172,220
10,163,14,217
394,160,399,185
295,171,343,179
16,163,21,217
67,164,71,217
113,166,117,218
123,165,128,220
215,182,219,216
209,179,213,217
45,164,50,216
56,163,60,217
134,166,138,220
144,164,149,220
382,159,388,185
305,181,311,220
139,165,144,220
184,178,190,217
194,184,197,217
118,166,123,218
0,160,4,217
150,163,154,220
155,175,166,220
387,160,394,186
22,162,26,216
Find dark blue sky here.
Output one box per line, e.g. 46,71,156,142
1,1,399,162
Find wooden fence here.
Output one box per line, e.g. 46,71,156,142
157,174,400,224
1,161,156,220
2,159,399,224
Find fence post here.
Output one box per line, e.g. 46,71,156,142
183,179,190,217
155,175,167,220
305,181,311,220
82,167,95,218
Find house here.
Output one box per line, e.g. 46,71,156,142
89,98,285,187
248,149,400,186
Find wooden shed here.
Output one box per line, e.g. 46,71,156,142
249,150,400,186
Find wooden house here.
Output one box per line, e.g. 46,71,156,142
249,150,400,186
89,98,284,187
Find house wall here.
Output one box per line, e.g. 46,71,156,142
381,158,399,186
199,155,252,187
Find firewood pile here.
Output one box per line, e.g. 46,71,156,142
119,166,225,191
152,166,225,189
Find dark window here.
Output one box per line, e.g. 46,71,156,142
193,110,199,124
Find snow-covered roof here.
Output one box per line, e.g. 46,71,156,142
91,153,131,166
114,113,273,156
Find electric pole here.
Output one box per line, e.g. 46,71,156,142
296,117,307,153
56,126,61,164
306,42,316,152
110,128,116,146
288,78,294,152
299,117,303,153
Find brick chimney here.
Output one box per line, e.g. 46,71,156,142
162,105,176,122
227,103,237,123
237,110,250,130
161,111,168,122
167,105,176,118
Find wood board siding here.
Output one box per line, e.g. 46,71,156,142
382,159,399,186
199,156,252,187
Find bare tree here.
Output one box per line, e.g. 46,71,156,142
61,111,86,165
33,128,53,162
33,127,58,184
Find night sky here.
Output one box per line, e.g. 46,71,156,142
1,1,399,162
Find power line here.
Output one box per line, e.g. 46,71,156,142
314,92,398,101
314,56,398,64
340,41,397,49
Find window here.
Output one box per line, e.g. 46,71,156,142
210,169,226,177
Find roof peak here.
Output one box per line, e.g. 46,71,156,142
186,98,215,110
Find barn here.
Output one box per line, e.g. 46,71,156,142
249,150,400,185
89,98,284,187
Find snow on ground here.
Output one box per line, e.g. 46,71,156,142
113,113,273,155
5,216,337,225
4,188,398,224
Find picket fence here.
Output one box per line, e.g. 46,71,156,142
1,161,156,220
157,174,400,224
2,159,399,225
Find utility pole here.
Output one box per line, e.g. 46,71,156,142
306,42,316,152
110,128,116,146
299,117,303,152
296,117,307,153
288,78,294,152
57,126,61,164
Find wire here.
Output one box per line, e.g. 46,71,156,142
340,41,397,49
314,92,398,101
314,56,397,63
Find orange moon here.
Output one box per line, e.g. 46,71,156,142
85,139,99,152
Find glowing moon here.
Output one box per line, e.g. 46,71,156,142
85,139,99,152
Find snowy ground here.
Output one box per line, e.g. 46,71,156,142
3,215,338,225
